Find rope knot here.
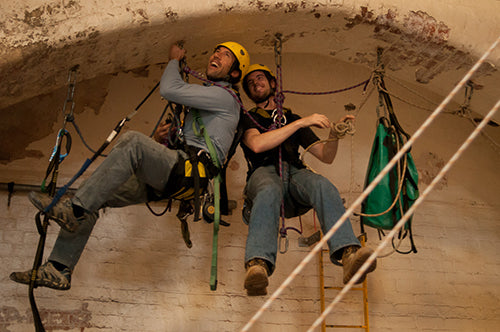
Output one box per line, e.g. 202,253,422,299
65,114,74,122
274,91,285,106
332,120,356,139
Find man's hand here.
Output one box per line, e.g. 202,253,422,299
169,44,186,61
154,121,172,143
329,114,355,139
299,113,332,129
337,114,355,124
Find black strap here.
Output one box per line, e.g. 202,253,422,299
30,135,66,332
191,155,202,221
219,109,246,214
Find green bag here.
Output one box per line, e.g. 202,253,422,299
360,83,419,253
362,117,418,218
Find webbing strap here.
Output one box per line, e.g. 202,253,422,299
210,175,221,290
30,134,68,332
191,109,222,290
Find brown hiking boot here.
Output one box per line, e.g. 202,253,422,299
342,246,377,284
10,261,71,290
244,259,269,296
29,191,85,233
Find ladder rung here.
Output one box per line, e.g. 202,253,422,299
319,245,369,331
326,324,367,329
324,286,364,291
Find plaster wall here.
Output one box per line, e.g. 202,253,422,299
1,0,499,117
0,0,499,331
1,52,499,331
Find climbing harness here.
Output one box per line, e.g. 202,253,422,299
236,33,371,252
154,58,240,290
269,33,370,251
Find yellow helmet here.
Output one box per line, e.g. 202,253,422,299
244,64,275,81
242,63,276,97
215,41,250,81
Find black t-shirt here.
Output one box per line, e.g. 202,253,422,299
240,107,320,177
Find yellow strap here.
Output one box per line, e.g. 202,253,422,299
184,160,207,178
249,106,292,119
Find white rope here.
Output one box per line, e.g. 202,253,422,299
240,35,499,332
465,112,500,151
308,98,499,331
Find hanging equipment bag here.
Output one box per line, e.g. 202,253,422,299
360,92,419,254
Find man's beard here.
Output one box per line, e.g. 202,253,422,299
207,73,230,82
251,91,274,104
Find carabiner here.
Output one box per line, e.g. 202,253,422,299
279,234,289,254
272,108,287,126
49,129,72,163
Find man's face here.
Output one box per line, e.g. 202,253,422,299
206,46,237,81
245,71,274,103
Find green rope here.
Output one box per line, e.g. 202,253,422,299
191,109,221,291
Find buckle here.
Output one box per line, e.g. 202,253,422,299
195,150,219,179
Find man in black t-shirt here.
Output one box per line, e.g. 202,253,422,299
240,64,377,296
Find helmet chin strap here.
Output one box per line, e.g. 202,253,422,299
262,99,270,109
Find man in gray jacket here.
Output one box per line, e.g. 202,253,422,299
10,41,249,290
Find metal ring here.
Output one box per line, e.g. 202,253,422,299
272,109,287,126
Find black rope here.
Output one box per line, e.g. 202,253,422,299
69,118,107,157
30,137,65,332
43,81,160,213
146,200,171,216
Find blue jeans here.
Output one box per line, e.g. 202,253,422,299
244,164,360,275
49,131,181,270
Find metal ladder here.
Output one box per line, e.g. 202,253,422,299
318,236,370,331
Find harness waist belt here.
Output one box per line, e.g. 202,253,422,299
183,145,220,179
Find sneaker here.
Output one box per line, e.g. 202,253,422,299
244,259,269,296
9,261,71,290
29,191,83,233
342,246,377,284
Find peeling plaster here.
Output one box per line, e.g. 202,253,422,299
165,7,179,21
0,303,92,330
0,74,113,163
0,0,499,155
417,151,448,190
